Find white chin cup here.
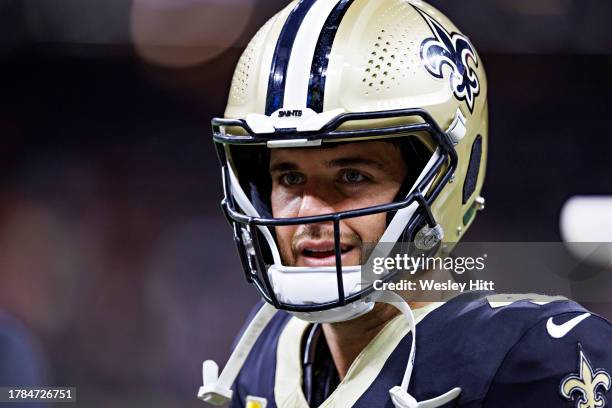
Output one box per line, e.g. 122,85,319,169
267,264,376,323
268,264,362,304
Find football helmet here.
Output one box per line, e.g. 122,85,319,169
212,0,488,323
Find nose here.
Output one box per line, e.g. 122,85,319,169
298,193,336,218
297,184,338,218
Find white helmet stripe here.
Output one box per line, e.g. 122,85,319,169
265,0,318,115
306,0,355,112
283,0,348,110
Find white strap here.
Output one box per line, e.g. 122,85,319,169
384,292,462,408
384,292,416,389
198,303,278,405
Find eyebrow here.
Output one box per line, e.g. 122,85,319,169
269,156,387,173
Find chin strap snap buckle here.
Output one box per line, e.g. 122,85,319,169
390,385,462,408
197,360,233,406
390,386,419,408
196,303,278,405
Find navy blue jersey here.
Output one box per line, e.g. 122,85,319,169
230,292,612,408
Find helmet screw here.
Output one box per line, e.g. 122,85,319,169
456,226,463,236
415,224,444,250
474,196,486,211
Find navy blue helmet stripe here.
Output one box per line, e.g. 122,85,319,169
265,0,318,116
307,0,355,113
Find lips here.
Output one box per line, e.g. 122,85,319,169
295,240,356,266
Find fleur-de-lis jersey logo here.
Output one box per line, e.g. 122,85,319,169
414,6,480,113
560,345,611,408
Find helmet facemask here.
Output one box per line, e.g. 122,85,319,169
214,109,458,322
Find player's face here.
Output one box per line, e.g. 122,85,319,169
270,141,407,267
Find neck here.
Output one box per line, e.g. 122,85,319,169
322,300,428,380
322,268,458,380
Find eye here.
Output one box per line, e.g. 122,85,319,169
279,172,305,186
340,169,369,184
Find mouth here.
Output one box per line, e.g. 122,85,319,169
296,240,357,266
302,245,354,259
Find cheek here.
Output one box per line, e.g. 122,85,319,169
366,182,403,206
274,225,294,249
271,189,301,219
274,225,298,265
346,213,388,243
270,190,300,259
339,181,402,213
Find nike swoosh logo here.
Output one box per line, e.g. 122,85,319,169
546,313,591,339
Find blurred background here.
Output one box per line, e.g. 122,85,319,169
0,0,611,406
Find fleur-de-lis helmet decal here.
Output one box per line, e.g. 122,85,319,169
414,6,480,113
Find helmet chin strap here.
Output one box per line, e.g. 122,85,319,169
198,293,461,407
380,291,461,408
197,303,278,405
